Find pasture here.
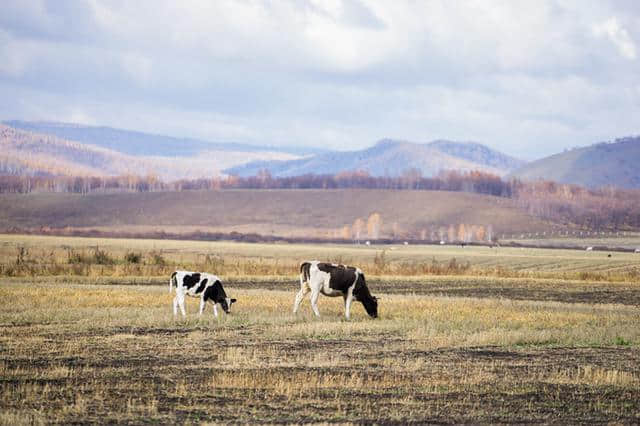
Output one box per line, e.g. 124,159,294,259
1,234,639,423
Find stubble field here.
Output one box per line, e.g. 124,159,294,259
1,235,639,423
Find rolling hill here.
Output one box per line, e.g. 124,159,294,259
225,139,525,177
3,120,321,157
0,189,553,238
0,124,300,180
510,136,640,188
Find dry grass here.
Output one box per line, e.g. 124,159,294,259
1,283,639,423
2,234,640,282
1,235,639,422
0,189,550,236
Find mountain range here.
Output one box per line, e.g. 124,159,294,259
2,120,639,189
226,138,525,177
3,120,321,157
0,123,301,180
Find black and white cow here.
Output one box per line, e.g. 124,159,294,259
169,271,236,317
294,261,378,319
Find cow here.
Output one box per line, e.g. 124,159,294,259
294,261,378,319
169,271,236,317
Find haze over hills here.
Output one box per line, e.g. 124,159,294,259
3,120,322,157
0,124,301,180
226,138,525,177
509,136,640,189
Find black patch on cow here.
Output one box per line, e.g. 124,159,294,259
204,280,226,303
183,273,201,289
204,280,233,312
300,262,311,283
353,273,378,318
317,263,357,293
195,278,208,294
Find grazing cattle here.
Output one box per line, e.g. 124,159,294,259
294,261,378,319
586,246,593,251
169,271,236,317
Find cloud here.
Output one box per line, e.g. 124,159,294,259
0,0,639,160
593,17,637,60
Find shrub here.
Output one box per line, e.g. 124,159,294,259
124,251,142,264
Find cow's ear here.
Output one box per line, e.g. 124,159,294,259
231,298,237,304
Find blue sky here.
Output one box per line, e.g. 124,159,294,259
1,0,639,159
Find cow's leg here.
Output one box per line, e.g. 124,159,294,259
343,291,354,320
310,289,321,317
177,293,187,317
198,297,206,315
293,285,310,314
173,295,179,316
213,303,219,318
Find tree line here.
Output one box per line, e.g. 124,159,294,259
0,169,513,196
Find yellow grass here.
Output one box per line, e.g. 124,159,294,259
1,234,640,423
2,234,640,281
1,283,638,423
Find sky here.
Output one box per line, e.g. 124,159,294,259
1,0,639,160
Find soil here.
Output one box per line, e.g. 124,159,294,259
2,324,639,424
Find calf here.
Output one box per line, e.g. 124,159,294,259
294,261,378,319
169,271,236,317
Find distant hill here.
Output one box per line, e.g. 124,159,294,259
0,125,300,180
3,120,321,157
427,140,525,171
510,136,640,188
2,120,323,157
0,189,552,237
225,139,525,177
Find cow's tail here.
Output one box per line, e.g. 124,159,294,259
299,262,311,286
169,271,177,293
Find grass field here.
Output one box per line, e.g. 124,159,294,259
0,189,552,237
2,233,640,281
512,236,640,250
1,234,640,423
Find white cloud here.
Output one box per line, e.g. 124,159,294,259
593,17,637,60
0,0,639,159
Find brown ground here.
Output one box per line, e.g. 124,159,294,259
0,189,552,236
2,323,639,424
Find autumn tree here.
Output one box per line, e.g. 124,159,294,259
341,225,351,240
447,225,456,242
367,213,382,239
353,218,365,241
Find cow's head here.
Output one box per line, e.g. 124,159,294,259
353,272,378,318
219,297,237,314
362,295,378,318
